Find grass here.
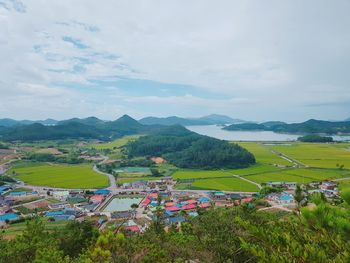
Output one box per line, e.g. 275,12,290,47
192,177,259,192
245,171,315,184
338,180,350,192
282,168,350,181
172,164,280,180
237,142,291,166
1,219,68,239
13,164,109,189
89,135,140,150
266,142,350,169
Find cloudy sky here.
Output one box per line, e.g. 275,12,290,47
1,0,349,122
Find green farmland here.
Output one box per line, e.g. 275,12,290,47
192,177,259,192
237,142,291,166
89,135,140,150
173,164,280,180
13,164,109,189
266,143,350,169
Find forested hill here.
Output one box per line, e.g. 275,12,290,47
0,115,159,142
126,125,255,169
224,119,350,134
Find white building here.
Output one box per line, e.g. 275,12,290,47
52,191,70,201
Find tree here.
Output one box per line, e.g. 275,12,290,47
294,184,305,214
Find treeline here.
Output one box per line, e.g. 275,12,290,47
1,191,350,262
298,134,333,142
127,125,255,169
25,153,85,164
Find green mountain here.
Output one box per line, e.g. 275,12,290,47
139,114,244,126
224,119,350,134
0,118,58,127
127,125,255,169
57,117,105,126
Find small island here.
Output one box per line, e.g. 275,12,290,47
297,134,333,143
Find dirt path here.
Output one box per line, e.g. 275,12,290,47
232,174,262,189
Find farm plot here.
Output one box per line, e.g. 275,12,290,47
244,171,315,184
89,135,140,150
282,168,350,181
13,164,108,189
173,164,280,180
266,143,350,169
237,142,291,166
192,177,259,192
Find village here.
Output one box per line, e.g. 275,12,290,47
0,173,341,235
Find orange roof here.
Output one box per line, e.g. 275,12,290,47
148,193,158,198
165,202,175,207
90,195,104,202
187,199,197,204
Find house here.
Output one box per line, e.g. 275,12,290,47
111,210,136,220
48,202,69,210
165,206,181,212
211,191,226,199
199,203,210,209
94,189,110,195
266,182,297,189
90,195,105,203
182,204,196,210
52,191,70,201
165,215,185,225
0,213,19,222
320,182,337,191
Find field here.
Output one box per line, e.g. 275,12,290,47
237,142,291,166
13,164,109,189
191,177,259,192
338,179,350,192
1,220,68,240
266,143,350,169
173,164,280,180
89,135,140,150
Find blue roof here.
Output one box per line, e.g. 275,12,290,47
95,189,110,195
198,197,210,203
52,215,75,221
0,213,19,221
0,186,10,191
166,216,186,224
46,210,64,217
9,191,27,196
188,211,199,217
165,210,174,217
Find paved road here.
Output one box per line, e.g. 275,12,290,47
232,174,262,189
93,155,117,192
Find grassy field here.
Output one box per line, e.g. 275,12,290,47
237,142,291,166
245,171,315,184
282,168,350,181
338,180,350,192
89,135,140,150
191,177,259,192
266,143,350,169
1,220,68,240
13,164,109,189
173,164,280,180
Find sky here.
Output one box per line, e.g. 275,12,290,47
0,0,349,122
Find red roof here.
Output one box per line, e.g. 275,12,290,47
90,195,104,202
200,203,210,208
148,193,158,198
242,197,253,202
182,204,196,210
187,199,197,204
165,202,176,207
141,198,151,206
125,225,140,232
165,206,181,212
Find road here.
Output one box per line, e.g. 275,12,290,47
232,174,262,189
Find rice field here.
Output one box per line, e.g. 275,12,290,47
191,177,260,192
172,164,280,180
237,142,292,166
89,135,140,150
13,164,109,189
266,143,350,169
245,171,315,184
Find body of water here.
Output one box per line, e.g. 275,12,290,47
186,125,350,142
103,197,143,212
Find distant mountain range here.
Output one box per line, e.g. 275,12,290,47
0,115,159,142
224,119,350,134
139,114,246,126
0,118,58,127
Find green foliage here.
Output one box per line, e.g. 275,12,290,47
127,125,255,169
298,134,333,142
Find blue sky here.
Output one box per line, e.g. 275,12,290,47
0,0,349,122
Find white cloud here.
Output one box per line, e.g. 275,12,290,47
0,0,349,121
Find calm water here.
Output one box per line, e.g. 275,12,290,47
186,125,350,142
103,197,143,212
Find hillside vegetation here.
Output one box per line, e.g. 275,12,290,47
127,125,255,169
